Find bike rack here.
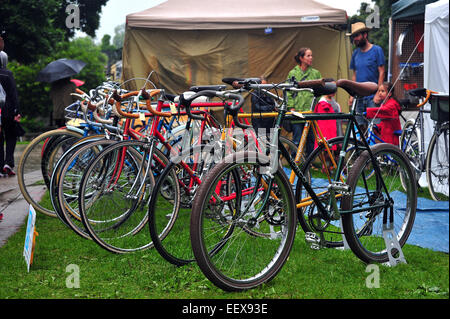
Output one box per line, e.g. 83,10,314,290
382,222,407,267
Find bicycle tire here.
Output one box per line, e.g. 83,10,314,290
51,136,117,240
78,140,167,253
341,143,417,264
148,143,218,266
399,120,422,187
425,122,449,201
17,129,84,217
190,151,297,291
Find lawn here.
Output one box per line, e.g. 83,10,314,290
0,205,448,300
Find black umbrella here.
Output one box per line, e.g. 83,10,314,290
36,58,86,83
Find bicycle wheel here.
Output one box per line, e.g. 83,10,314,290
51,137,117,240
78,140,167,253
190,151,297,291
426,122,449,201
17,129,84,217
148,143,217,266
399,120,422,187
295,136,366,248
341,143,417,264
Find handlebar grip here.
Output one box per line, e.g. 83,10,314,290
75,88,86,96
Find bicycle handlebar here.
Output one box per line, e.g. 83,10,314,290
179,90,250,129
417,89,439,107
111,89,164,119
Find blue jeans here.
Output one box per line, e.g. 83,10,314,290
355,96,373,126
291,122,314,159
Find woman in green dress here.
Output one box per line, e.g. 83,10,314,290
286,47,322,158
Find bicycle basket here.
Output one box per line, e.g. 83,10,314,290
430,94,449,123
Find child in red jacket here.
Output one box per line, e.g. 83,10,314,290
365,82,402,146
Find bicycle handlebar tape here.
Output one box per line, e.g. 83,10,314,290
179,92,205,121
226,93,252,130
335,79,378,97
75,88,86,96
111,90,122,102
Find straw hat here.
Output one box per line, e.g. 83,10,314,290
346,22,371,37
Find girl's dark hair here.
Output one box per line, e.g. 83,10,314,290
381,82,400,104
382,82,394,97
294,47,311,64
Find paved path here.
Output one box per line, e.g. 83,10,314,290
0,144,46,247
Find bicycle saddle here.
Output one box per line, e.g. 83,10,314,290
189,85,226,93
336,79,378,97
222,77,261,86
312,81,337,97
407,88,427,98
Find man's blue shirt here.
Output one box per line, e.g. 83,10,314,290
350,45,385,84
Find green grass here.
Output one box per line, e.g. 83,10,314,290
0,202,448,299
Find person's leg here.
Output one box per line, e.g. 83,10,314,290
291,122,303,146
305,126,315,159
0,128,5,176
3,121,17,175
291,122,306,159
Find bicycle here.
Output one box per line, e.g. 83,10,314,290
75,87,238,253
189,78,417,291
147,80,305,266
400,88,449,201
17,83,121,217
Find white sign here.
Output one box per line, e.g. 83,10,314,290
23,205,37,272
301,16,321,22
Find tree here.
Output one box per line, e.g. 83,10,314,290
52,0,109,39
112,23,125,49
8,37,107,130
0,0,108,64
100,34,121,73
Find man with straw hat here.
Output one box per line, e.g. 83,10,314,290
348,22,385,128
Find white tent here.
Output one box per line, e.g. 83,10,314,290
424,0,449,93
421,0,449,193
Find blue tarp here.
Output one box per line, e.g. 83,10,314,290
407,195,449,252
283,168,449,252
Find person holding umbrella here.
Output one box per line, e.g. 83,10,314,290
36,58,86,127
49,77,77,127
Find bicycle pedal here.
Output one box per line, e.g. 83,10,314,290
327,182,351,195
305,232,321,250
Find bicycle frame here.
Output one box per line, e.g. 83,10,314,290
253,94,394,224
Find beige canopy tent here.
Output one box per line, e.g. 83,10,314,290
123,0,352,113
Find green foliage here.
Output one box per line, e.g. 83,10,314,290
0,203,448,299
8,37,107,129
52,0,109,39
1,0,108,64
